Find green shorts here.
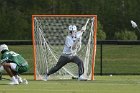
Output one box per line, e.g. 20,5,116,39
16,65,29,74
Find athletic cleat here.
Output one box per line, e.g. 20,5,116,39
23,79,28,84
17,77,23,83
43,74,48,81
9,76,19,85
78,75,87,81
9,80,19,85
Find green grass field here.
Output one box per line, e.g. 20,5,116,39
1,75,140,93
1,45,140,93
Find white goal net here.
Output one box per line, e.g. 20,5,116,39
32,15,97,80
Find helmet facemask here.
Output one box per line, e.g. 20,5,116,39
68,25,77,37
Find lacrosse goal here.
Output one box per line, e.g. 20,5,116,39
32,15,97,80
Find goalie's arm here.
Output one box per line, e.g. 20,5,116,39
72,38,80,50
65,36,80,50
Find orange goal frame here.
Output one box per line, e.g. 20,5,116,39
32,15,97,80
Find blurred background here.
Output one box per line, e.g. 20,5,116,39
0,0,140,40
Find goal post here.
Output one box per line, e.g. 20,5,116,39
32,15,97,80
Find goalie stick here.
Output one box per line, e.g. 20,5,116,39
85,18,90,28
81,18,90,31
76,18,90,38
75,18,90,50
72,18,94,79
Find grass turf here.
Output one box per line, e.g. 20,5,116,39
0,75,140,93
1,45,140,93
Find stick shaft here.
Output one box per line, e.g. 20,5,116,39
85,19,90,27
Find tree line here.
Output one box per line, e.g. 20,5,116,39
0,0,140,40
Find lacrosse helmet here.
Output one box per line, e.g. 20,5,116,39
68,25,77,31
0,44,9,52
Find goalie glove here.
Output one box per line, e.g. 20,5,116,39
76,31,83,38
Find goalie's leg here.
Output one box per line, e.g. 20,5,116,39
47,56,69,76
72,56,87,80
72,56,84,76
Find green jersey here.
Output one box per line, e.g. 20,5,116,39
1,51,28,66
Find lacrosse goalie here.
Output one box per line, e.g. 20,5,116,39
46,23,88,81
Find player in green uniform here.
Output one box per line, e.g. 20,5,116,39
0,44,29,85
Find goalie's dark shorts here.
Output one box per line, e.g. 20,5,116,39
47,55,84,77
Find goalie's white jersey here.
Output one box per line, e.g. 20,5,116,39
63,35,81,56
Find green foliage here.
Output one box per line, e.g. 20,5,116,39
97,21,106,40
114,30,137,40
0,0,31,40
0,0,140,40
